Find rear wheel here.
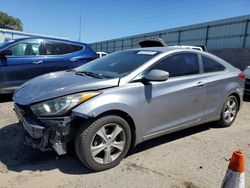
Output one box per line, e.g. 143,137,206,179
218,95,238,127
75,115,131,171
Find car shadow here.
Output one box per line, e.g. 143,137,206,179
0,94,13,103
128,122,218,156
0,121,220,175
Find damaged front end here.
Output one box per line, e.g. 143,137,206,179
14,103,73,155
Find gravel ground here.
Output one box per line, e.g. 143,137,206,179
0,94,249,188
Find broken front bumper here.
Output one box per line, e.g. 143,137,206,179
14,103,72,155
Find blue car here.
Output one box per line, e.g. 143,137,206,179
0,37,98,94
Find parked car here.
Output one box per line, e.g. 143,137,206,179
138,37,167,47
97,51,108,58
244,66,250,95
173,45,204,51
13,47,245,171
138,37,207,51
0,37,98,94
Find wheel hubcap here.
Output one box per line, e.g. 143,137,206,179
91,123,126,164
224,99,237,123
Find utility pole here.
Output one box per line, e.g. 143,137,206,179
79,12,82,42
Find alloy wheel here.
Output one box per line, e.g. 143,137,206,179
90,123,126,164
224,98,237,124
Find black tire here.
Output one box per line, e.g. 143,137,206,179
217,95,239,127
75,115,131,171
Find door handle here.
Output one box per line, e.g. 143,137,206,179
32,60,43,64
70,58,79,62
196,81,206,87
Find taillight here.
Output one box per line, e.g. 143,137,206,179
238,72,246,81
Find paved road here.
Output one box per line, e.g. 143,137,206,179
0,95,249,188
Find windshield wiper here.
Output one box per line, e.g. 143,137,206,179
75,71,104,79
66,69,76,72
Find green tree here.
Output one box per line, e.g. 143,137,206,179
0,11,23,31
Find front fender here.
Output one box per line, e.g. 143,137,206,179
72,94,143,145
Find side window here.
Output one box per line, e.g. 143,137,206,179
69,44,83,53
7,40,42,56
45,42,70,55
150,53,200,77
44,42,83,55
202,56,225,73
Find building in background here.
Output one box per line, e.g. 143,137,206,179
91,15,250,52
0,28,67,43
1,15,249,70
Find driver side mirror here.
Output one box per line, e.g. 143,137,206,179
144,69,169,82
0,49,12,59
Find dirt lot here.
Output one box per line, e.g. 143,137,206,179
0,94,249,188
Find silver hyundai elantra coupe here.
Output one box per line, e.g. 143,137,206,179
13,46,245,171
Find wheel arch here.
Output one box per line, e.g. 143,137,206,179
73,109,138,148
95,110,137,148
228,92,241,110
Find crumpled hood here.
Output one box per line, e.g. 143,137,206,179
13,71,119,105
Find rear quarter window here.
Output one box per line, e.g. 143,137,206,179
202,56,225,73
69,44,83,53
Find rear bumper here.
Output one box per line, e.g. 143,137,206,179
14,104,72,155
0,82,22,94
244,79,250,95
0,87,17,94
245,89,250,95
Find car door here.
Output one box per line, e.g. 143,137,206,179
200,55,227,118
0,39,46,91
41,40,92,72
15,40,86,76
141,52,207,137
30,40,71,74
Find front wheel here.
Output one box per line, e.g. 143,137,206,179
217,95,239,127
75,115,131,171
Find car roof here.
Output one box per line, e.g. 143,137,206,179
126,46,229,64
10,37,87,46
172,45,203,51
127,46,199,53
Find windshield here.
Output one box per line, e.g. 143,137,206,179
74,50,159,78
0,42,7,48
0,40,14,48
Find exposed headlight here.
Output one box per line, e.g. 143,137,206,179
31,92,100,116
